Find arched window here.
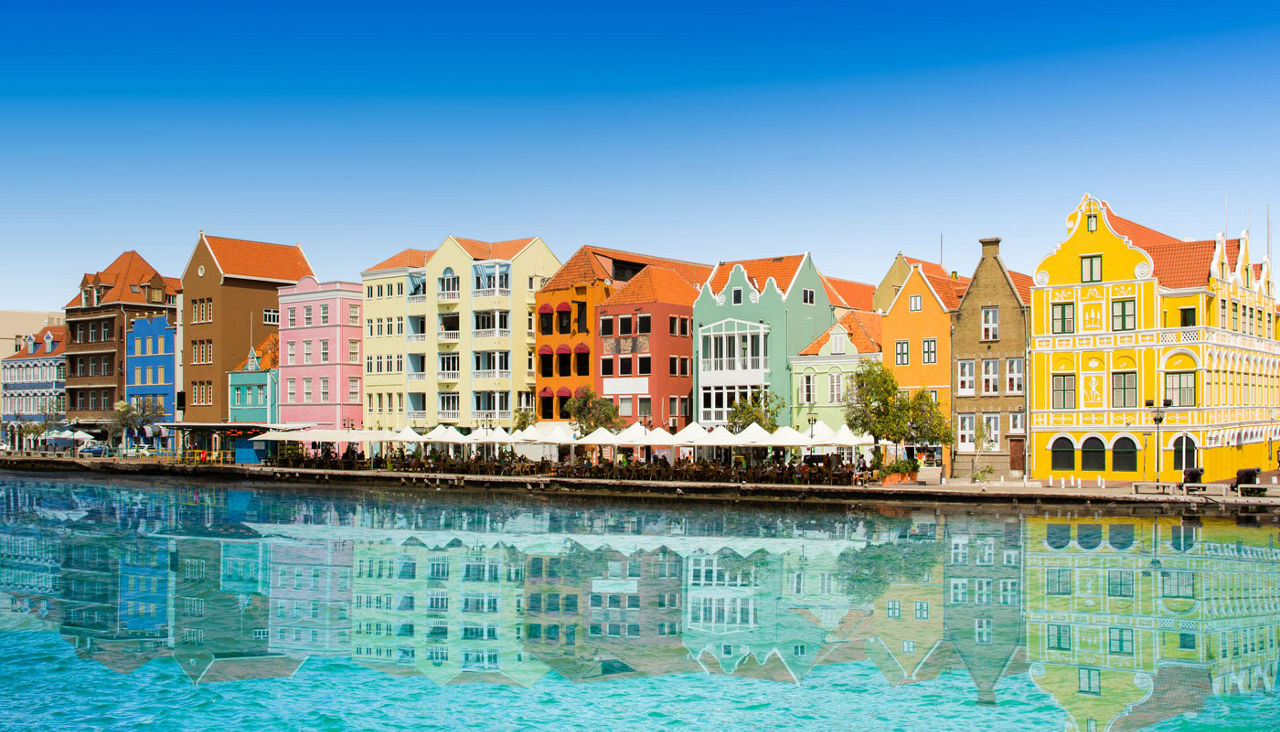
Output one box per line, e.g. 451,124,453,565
1112,437,1138,472
1051,437,1075,471
1081,437,1106,471
1108,524,1134,550
1076,524,1102,550
1172,436,1197,470
1046,524,1071,550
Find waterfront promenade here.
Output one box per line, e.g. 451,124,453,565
3,453,1279,510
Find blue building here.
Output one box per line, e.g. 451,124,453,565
229,334,279,463
124,315,176,449
1,325,67,450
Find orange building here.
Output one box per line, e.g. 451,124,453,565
534,246,710,421
880,263,969,473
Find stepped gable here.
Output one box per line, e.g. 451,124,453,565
706,254,806,297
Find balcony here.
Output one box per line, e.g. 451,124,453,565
474,288,511,299
473,410,512,421
408,410,427,420
407,373,428,382
473,329,496,339
439,371,459,381
438,291,460,302
439,410,459,421
407,294,426,304
439,330,460,342
407,334,426,343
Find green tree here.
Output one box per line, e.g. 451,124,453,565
113,398,166,451
968,417,995,483
565,387,623,434
726,389,786,433
836,540,944,606
843,361,908,463
904,389,953,448
512,408,537,432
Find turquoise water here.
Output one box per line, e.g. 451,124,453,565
2,473,1278,730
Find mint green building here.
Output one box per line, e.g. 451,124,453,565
692,254,837,426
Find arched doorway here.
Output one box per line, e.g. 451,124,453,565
1112,437,1138,472
1081,437,1106,471
1051,437,1075,471
1172,436,1197,470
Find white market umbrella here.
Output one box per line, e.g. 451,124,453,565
393,427,427,443
489,427,514,444
769,426,813,448
443,426,472,444
469,427,493,443
732,423,773,447
696,426,738,446
829,424,873,447
673,423,708,446
639,427,678,447
422,425,455,443
577,427,620,446
616,422,648,444
535,423,577,445
512,426,541,442
808,421,836,445
71,431,95,442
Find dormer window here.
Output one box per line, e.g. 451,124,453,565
1086,213,1097,232
831,332,846,355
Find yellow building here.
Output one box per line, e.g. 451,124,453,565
359,249,431,431
1029,195,1278,482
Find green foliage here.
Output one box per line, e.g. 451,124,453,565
844,361,907,446
565,387,624,435
970,418,994,483
112,399,166,449
904,389,953,447
836,540,943,606
877,457,920,480
727,389,786,433
512,408,537,432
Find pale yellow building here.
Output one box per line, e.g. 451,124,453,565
1029,195,1279,482
360,249,431,431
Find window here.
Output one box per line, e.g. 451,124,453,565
949,579,968,604
1113,437,1137,472
981,359,999,394
348,340,360,363
957,414,974,451
1009,412,1025,434
1047,623,1071,651
1051,303,1075,334
349,304,360,325
914,602,929,619
999,579,1019,605
1165,371,1195,407
1180,307,1196,327
637,314,650,334
1051,374,1075,410
1172,436,1196,471
1106,627,1135,655
982,414,999,449
957,360,975,394
1111,299,1136,331
802,288,815,305
1111,371,1137,408
830,332,846,355
319,304,329,324
886,600,901,619
1163,571,1194,598
263,308,279,325
732,288,742,305
800,374,815,404
637,356,650,375
600,358,613,377
909,294,922,312
319,340,329,363
1081,255,1102,283
1046,568,1072,595
828,372,843,403
981,306,999,340
895,340,908,366
1081,436,1106,471
1004,357,1023,394
600,317,613,336
922,338,937,364
975,618,993,644
1107,569,1134,598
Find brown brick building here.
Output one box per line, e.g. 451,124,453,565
62,252,178,429
179,233,313,423
950,238,1031,478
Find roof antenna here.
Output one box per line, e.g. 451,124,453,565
939,233,943,269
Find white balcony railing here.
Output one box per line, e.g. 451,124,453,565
407,333,426,343
439,410,459,420
473,329,496,339
408,410,427,420
474,410,512,421
407,373,427,381
439,371,459,381
439,330,460,341
497,329,510,338
407,295,426,304
438,291,460,302
474,370,496,379
474,288,511,299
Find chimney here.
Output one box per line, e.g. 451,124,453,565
980,237,1002,258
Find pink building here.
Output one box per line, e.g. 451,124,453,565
277,277,364,429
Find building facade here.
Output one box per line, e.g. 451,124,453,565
278,277,364,430
359,248,426,431
1028,195,1279,482
179,233,313,423
692,254,837,427
790,310,882,433
1,325,66,449
535,246,709,422
63,251,177,431
880,263,968,473
595,266,701,431
124,315,176,448
950,238,1032,479
410,236,561,430
227,334,280,424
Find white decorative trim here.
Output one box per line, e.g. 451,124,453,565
1134,262,1151,279
1034,271,1049,286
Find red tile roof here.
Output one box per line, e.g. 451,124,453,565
798,310,882,356
600,265,701,307
903,256,950,278
204,234,314,282
706,255,807,297
1102,202,1230,289
451,237,536,261
232,333,279,372
922,270,969,310
364,248,431,274
3,325,66,361
821,276,875,310
542,245,711,293
1008,270,1033,306
64,251,175,308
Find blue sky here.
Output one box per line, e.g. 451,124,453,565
3,1,1280,309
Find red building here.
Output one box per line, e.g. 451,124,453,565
595,265,701,430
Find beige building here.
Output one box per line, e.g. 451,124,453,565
949,238,1032,479
3,311,64,354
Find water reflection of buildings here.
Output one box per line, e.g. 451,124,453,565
5,477,1280,728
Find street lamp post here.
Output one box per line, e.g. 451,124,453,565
1146,398,1171,481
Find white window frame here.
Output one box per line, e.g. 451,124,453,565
1005,357,1024,394
981,359,999,394
957,413,975,452
909,294,922,312
957,360,975,395
981,306,998,340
